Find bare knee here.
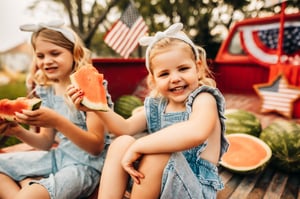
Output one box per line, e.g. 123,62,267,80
16,183,50,199
19,177,42,188
108,135,135,154
111,135,135,147
0,173,20,199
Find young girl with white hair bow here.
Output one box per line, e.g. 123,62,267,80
68,22,229,199
0,20,113,199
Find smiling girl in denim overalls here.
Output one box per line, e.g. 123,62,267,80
0,20,112,199
68,22,229,199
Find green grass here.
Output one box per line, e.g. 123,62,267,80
0,79,27,148
0,80,27,100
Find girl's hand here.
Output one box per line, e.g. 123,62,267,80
0,120,9,135
121,147,145,184
14,107,59,128
0,120,22,136
66,85,91,112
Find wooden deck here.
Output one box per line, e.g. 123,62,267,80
218,93,300,199
0,93,299,199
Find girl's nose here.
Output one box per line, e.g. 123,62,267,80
44,56,53,64
170,72,181,83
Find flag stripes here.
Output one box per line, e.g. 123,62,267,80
104,2,148,58
256,75,300,118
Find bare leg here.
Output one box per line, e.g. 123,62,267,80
130,153,170,199
15,183,50,199
0,173,20,199
98,135,135,199
19,177,42,188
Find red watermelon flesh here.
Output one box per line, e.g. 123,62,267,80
0,97,42,121
70,66,109,111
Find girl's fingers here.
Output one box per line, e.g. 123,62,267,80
67,87,84,103
124,165,145,184
66,85,78,96
14,111,28,120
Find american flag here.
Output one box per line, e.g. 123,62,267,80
239,21,300,66
254,75,300,118
104,2,148,58
257,25,300,55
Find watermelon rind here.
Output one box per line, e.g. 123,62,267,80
220,133,272,174
224,109,262,137
30,98,42,111
259,120,300,173
0,97,42,122
81,99,109,112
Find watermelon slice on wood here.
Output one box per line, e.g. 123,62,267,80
220,133,272,174
0,97,42,121
70,66,109,111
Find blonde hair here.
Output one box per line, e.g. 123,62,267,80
147,38,216,97
28,27,91,86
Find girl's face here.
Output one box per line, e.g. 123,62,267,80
34,36,74,83
151,46,200,108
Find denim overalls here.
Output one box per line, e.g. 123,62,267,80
0,81,113,199
145,85,229,199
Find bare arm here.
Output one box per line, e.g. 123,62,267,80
15,107,106,155
94,108,147,136
0,118,56,151
67,84,147,136
131,93,219,153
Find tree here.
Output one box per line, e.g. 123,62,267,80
29,0,300,59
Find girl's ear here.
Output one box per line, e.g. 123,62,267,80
195,60,202,74
147,74,156,90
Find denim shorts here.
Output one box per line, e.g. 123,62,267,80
0,149,100,199
160,152,223,199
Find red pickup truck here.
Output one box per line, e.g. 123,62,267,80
213,12,300,118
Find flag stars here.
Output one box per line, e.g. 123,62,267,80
254,75,300,118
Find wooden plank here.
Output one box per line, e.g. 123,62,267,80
263,171,288,199
247,167,276,199
220,169,234,184
217,169,234,199
229,172,262,199
281,173,300,199
217,173,243,199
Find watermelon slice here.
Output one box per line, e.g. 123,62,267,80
220,133,272,174
70,66,109,111
0,97,42,121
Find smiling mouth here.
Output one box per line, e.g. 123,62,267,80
170,86,186,92
45,67,58,71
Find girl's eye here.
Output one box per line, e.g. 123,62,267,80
179,66,189,71
51,51,60,56
36,54,44,59
158,72,169,77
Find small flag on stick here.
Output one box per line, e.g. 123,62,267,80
104,2,148,58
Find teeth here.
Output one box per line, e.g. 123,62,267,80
172,87,183,91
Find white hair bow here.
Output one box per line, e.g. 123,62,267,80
20,20,75,43
139,23,199,70
139,23,184,46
